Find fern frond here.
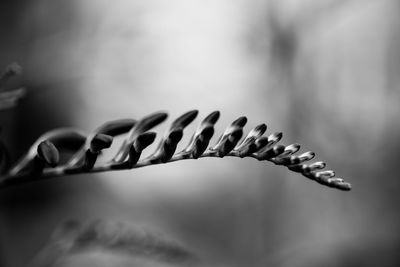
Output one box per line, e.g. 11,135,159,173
0,110,351,191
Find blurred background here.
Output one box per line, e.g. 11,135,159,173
0,0,400,266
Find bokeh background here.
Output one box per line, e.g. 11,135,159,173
1,0,400,266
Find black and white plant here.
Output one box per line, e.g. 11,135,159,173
0,63,351,191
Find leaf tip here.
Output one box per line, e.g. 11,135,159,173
37,140,59,167
203,111,220,124
90,134,113,152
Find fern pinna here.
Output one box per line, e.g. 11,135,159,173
0,110,351,191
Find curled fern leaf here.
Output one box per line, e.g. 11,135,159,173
66,119,137,169
181,110,220,159
149,110,198,163
210,116,247,157
0,110,351,191
37,140,60,168
95,118,137,136
112,112,168,163
127,132,157,167
83,134,113,170
7,129,87,177
235,123,267,157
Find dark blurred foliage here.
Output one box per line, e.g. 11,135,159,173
1,0,400,267
0,1,107,267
